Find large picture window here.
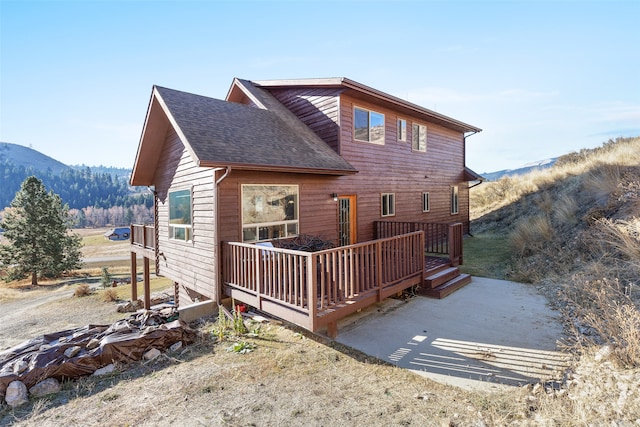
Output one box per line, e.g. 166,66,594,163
169,188,192,241
412,123,427,152
354,107,385,145
242,185,299,242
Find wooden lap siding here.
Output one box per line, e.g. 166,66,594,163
217,170,341,245
154,128,218,300
268,88,342,155
217,93,470,246
334,95,469,241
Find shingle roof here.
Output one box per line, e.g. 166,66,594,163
154,85,357,174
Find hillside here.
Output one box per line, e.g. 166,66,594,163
467,136,640,423
0,142,151,214
0,142,70,174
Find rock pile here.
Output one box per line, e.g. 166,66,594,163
0,308,195,407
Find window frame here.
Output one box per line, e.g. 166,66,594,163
168,187,193,242
422,192,430,213
411,123,427,152
241,184,299,242
381,193,396,217
353,106,385,145
451,186,459,215
397,118,407,142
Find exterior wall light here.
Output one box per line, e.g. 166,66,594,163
331,193,338,202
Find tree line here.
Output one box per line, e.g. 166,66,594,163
0,162,153,210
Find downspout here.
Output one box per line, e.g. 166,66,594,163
213,166,231,303
463,131,481,236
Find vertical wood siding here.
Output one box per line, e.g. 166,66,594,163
154,128,217,300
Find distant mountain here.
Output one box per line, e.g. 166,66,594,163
0,142,151,211
480,158,557,181
0,142,71,174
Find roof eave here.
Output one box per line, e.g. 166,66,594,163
198,161,358,176
252,77,482,134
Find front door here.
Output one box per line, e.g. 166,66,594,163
338,195,357,246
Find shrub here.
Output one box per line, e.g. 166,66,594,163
100,267,112,289
510,214,554,255
564,277,640,368
103,289,119,302
74,283,92,297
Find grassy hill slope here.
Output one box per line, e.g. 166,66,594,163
470,136,639,286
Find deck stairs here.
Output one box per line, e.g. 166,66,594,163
420,257,471,299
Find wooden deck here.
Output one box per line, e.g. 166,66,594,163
131,220,469,336
222,232,425,338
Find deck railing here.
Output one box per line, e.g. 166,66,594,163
131,224,155,250
374,221,464,266
222,231,425,334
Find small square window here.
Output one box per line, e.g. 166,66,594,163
397,119,407,142
354,107,385,145
422,192,430,212
381,193,395,217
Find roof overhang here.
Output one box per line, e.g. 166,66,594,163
130,87,200,186
252,77,482,134
464,166,485,182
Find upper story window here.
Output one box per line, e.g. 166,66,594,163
422,192,430,212
397,119,407,142
242,185,299,242
169,188,192,241
354,107,385,145
381,193,396,217
412,123,427,152
451,186,459,215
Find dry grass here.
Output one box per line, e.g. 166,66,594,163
102,288,119,302
73,283,92,297
467,136,640,424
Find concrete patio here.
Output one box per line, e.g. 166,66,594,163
336,277,570,392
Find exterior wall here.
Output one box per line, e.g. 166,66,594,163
154,128,217,302
334,93,469,240
218,170,340,244
223,89,471,245
268,88,342,154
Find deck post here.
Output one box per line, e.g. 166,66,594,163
130,252,137,302
143,256,151,309
376,240,383,301
448,223,463,266
307,253,317,332
327,321,338,340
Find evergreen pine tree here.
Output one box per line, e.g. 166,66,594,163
0,176,83,285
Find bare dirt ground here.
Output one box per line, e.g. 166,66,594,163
0,229,135,350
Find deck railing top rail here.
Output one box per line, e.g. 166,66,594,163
131,224,155,250
374,220,463,266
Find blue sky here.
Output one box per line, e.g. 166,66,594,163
1,0,638,173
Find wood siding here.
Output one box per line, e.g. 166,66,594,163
269,88,342,154
154,128,218,301
218,170,341,244
218,92,471,245
338,94,469,239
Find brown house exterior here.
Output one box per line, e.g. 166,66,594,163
130,77,482,313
